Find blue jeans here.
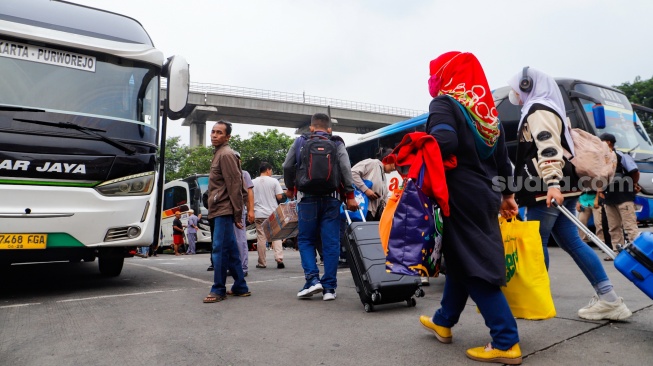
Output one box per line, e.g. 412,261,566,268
524,198,609,288
211,216,248,296
433,273,519,350
233,211,248,273
297,196,341,290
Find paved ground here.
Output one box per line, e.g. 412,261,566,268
1,246,652,366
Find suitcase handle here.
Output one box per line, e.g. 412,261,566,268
551,199,616,260
343,206,366,225
625,243,653,274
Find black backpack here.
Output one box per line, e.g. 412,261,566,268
296,133,340,195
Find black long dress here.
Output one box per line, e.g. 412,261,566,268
426,96,513,287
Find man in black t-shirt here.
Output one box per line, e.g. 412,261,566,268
172,211,185,256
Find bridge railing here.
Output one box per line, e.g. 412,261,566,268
161,80,425,117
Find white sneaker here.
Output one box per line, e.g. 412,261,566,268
578,295,632,321
297,282,323,298
323,291,337,301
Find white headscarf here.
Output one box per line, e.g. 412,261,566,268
508,67,575,156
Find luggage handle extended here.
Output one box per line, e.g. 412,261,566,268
551,198,616,260
343,205,366,225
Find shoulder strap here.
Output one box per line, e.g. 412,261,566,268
295,135,308,166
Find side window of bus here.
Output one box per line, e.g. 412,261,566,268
163,186,188,211
560,86,581,128
496,99,521,143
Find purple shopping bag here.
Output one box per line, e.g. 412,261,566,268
385,169,442,277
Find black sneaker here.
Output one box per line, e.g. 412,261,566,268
277,261,285,269
207,266,214,271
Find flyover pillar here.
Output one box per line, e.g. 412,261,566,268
181,106,220,148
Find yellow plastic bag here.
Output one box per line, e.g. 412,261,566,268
499,216,556,320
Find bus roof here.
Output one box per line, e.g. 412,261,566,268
1,0,154,46
350,113,428,147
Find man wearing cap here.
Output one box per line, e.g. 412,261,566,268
185,209,199,255
172,211,184,256
600,133,641,258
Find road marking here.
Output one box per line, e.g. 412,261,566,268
0,303,41,309
57,289,182,303
127,262,213,285
127,261,351,286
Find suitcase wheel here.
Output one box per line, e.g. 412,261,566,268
406,298,417,307
415,288,425,298
406,297,417,308
364,303,374,313
371,291,382,304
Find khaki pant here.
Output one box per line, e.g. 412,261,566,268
255,218,283,267
578,206,605,243
604,201,640,250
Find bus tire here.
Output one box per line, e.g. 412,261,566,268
98,249,124,277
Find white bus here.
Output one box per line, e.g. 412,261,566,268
0,0,189,276
160,174,259,252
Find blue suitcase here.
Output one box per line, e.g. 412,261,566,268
614,232,653,299
553,200,653,300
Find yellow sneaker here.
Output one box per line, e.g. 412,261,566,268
466,343,522,365
419,315,452,344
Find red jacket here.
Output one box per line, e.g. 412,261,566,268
383,132,457,216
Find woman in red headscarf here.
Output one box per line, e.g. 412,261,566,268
418,51,522,364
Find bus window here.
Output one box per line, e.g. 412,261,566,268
163,186,188,211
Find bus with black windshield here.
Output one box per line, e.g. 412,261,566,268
0,0,189,276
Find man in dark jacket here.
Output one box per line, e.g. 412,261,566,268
283,113,357,301
203,121,250,303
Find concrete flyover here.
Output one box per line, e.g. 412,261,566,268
161,82,424,147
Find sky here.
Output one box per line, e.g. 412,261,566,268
70,0,653,146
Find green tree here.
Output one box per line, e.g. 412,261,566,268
163,129,294,181
174,145,214,179
237,129,294,177
614,75,653,136
163,136,190,182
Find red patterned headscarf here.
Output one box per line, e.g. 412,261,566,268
428,51,500,150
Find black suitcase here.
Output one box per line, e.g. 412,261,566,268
343,210,424,312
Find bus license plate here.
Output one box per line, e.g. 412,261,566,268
0,234,47,249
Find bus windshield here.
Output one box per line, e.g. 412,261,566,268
574,83,653,158
197,176,209,194
0,47,159,127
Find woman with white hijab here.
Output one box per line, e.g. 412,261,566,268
509,67,632,321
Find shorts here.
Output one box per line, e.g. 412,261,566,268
173,234,184,245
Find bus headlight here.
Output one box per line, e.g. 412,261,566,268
95,172,155,196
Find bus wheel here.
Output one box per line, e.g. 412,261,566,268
98,248,124,277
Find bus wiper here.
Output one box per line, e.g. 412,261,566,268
0,105,45,112
627,144,640,155
13,118,137,155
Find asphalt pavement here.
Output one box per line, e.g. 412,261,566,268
1,246,652,366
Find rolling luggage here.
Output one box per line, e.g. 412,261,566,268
342,209,424,312
553,199,653,300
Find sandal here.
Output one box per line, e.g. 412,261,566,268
604,256,614,261
203,293,227,303
226,290,252,297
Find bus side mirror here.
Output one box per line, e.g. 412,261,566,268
164,55,190,120
592,104,606,129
